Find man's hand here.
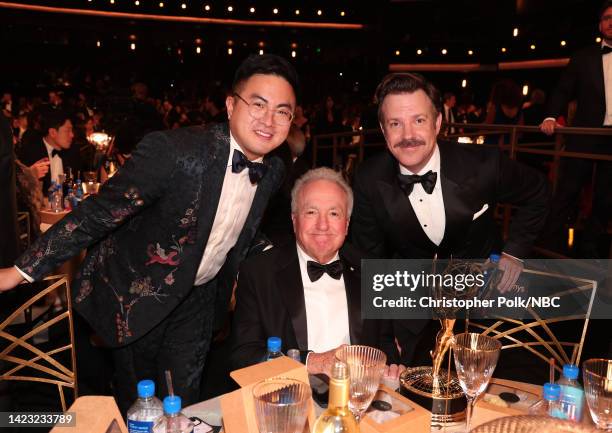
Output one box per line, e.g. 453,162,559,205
497,253,524,293
383,364,406,380
306,344,347,377
539,119,560,135
30,158,50,179
0,267,26,292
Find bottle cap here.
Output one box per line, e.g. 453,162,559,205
489,253,501,263
163,395,181,414
543,382,561,401
267,337,281,352
563,364,579,380
137,379,155,398
331,360,349,380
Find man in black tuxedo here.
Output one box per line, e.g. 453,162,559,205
231,168,400,375
442,92,457,135
17,106,80,193
0,54,298,413
350,73,549,365
540,1,612,258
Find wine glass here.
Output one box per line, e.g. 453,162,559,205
252,378,311,433
452,332,501,432
582,358,612,430
335,345,387,422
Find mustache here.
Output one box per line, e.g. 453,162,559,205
394,138,426,148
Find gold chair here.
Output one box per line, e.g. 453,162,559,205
0,275,78,411
467,268,596,374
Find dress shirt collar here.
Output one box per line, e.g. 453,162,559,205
43,137,59,156
602,41,612,52
296,242,340,267
399,144,441,176
229,132,263,166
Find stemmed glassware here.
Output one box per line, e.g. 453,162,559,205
452,332,501,432
583,358,612,431
335,345,387,422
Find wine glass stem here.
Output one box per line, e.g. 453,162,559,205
465,396,475,432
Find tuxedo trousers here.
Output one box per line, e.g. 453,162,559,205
111,282,217,416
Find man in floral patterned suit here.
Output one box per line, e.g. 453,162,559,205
0,54,298,413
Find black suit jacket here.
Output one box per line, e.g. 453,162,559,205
230,242,399,370
547,45,610,152
351,141,549,260
16,123,284,347
17,132,82,192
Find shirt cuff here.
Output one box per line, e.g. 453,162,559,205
501,252,523,263
543,117,556,123
14,265,34,283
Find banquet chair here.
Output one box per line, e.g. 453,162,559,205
0,274,78,411
466,267,596,376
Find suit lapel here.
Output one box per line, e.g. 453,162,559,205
438,142,483,255
195,123,230,246
376,154,438,253
340,252,363,345
276,245,309,351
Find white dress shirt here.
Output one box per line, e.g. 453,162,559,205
399,145,445,246
603,42,612,126
44,138,64,185
193,134,259,285
296,244,351,353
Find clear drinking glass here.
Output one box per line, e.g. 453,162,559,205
583,358,612,430
252,378,311,433
335,345,387,422
452,332,501,432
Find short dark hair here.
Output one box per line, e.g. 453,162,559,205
39,105,71,135
374,73,442,122
232,54,300,103
600,0,612,19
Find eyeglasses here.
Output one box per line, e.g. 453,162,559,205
233,93,294,126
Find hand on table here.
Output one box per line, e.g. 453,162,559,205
306,344,347,377
383,364,406,380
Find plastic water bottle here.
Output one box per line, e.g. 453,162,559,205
558,364,585,422
287,348,301,363
529,382,563,418
263,337,283,361
127,380,164,433
152,396,194,433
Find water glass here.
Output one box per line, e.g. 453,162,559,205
252,378,311,433
453,332,501,432
583,358,612,430
335,345,387,422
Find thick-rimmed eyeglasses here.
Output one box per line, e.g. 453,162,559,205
233,93,294,126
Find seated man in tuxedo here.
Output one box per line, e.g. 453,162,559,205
350,73,549,366
231,167,400,375
17,106,80,193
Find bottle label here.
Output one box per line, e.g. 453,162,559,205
128,419,154,433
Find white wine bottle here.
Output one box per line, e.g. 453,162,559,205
313,360,360,433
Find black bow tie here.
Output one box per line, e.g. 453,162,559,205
603,45,612,55
231,149,267,184
307,260,344,282
51,149,62,158
398,170,437,195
